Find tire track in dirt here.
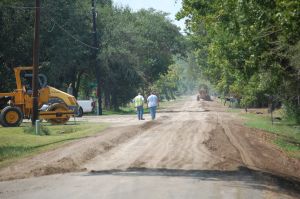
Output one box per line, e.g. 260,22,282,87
85,120,176,170
159,119,212,169
84,99,235,172
202,100,300,180
219,114,256,168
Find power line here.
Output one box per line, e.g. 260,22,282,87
49,18,99,50
46,20,56,32
0,5,41,9
1,4,99,50
0,5,89,11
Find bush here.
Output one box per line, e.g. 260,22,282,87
283,102,300,124
23,125,51,136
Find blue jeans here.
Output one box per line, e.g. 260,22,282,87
149,106,157,120
136,106,144,120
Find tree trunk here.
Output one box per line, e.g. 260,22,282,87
297,72,300,106
111,91,118,111
68,65,77,97
170,89,176,100
96,78,102,115
104,87,110,110
73,70,84,99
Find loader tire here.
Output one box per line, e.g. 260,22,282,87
46,103,70,125
0,106,23,127
76,107,83,117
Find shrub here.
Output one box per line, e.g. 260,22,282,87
283,102,300,124
23,125,51,136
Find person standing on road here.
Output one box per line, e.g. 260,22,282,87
133,93,145,120
67,83,73,95
147,92,159,120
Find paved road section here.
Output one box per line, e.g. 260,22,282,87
0,169,297,199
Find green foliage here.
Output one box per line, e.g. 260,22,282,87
0,66,15,92
0,0,34,92
152,64,180,100
0,1,185,111
178,0,300,122
283,101,300,124
152,51,212,100
97,6,184,109
275,139,300,153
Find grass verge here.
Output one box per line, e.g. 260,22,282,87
98,96,186,115
242,113,300,158
0,121,108,168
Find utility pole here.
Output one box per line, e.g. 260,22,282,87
91,0,102,115
31,0,41,125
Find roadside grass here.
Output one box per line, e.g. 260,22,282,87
226,108,241,113
99,96,186,116
0,122,107,168
242,112,300,158
159,96,186,109
102,107,143,115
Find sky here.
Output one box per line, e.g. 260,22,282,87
113,0,185,32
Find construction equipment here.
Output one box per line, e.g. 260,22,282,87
197,84,211,101
0,67,78,127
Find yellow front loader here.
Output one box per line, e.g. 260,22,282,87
0,67,79,127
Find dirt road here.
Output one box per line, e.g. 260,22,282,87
0,96,300,198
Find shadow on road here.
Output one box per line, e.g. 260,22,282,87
87,166,300,197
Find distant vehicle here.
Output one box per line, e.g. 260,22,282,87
197,84,211,101
41,98,95,118
76,99,96,117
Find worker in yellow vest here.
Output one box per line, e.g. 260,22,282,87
133,92,145,120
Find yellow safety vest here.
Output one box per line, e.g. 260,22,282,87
134,95,144,107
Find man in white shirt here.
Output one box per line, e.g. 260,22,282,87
147,92,159,120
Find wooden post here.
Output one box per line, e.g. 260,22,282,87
32,0,41,125
91,0,102,115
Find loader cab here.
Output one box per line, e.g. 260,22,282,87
20,74,33,94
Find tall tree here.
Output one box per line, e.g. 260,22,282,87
177,0,300,121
